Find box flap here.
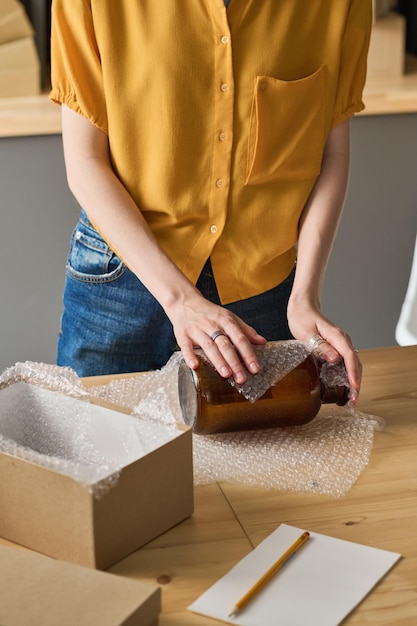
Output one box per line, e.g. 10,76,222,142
0,546,161,626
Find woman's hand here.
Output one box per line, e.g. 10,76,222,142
167,291,266,384
287,301,362,402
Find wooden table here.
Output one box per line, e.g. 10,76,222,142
1,345,416,624
103,345,416,625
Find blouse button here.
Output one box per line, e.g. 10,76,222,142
221,36,229,44
216,179,224,188
210,225,218,234
220,83,229,92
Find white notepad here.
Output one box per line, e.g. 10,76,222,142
189,524,401,626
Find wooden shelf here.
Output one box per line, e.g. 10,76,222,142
362,54,417,115
0,93,61,138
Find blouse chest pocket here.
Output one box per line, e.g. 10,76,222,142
245,65,327,185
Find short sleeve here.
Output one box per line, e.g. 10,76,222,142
332,0,373,126
49,0,108,133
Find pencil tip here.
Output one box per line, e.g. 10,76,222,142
228,609,239,618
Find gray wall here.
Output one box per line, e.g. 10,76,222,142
322,113,417,348
0,134,79,372
1,113,417,372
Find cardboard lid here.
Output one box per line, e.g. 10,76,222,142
0,546,161,626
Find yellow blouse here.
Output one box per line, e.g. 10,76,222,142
50,0,372,304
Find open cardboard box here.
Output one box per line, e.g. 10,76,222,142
0,544,161,626
0,381,193,570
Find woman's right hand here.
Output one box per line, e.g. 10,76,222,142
167,291,266,384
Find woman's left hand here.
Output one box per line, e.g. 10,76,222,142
287,304,362,403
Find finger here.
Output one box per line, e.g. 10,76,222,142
176,327,236,379
180,339,200,370
202,332,248,383
198,319,263,383
220,320,266,374
308,334,339,362
341,349,362,398
308,332,362,397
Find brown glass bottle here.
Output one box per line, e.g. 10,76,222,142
178,354,349,435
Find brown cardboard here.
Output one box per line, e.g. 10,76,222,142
0,383,194,570
0,0,34,45
0,545,160,626
0,65,40,96
0,37,40,96
367,12,406,81
0,37,40,67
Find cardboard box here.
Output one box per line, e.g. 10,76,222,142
0,0,33,45
0,64,40,96
0,382,193,570
0,36,39,66
367,11,405,81
0,545,161,626
0,37,40,96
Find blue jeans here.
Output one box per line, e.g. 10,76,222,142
57,211,294,376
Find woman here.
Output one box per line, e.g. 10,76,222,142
50,0,371,398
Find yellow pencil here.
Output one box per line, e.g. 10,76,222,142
228,531,310,618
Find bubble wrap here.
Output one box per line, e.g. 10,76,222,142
0,360,87,398
0,361,184,498
88,346,385,498
197,340,311,402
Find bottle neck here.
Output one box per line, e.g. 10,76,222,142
321,381,349,406
311,354,350,407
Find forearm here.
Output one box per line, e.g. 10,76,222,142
288,119,350,312
62,106,199,313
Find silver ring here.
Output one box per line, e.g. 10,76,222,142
210,330,226,342
308,334,326,350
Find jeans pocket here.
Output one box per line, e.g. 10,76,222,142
66,217,126,283
245,65,327,185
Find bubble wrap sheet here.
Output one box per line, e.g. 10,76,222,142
89,344,385,498
197,340,311,402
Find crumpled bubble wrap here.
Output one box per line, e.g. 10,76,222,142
0,360,87,398
89,344,385,498
0,361,184,498
197,340,311,402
